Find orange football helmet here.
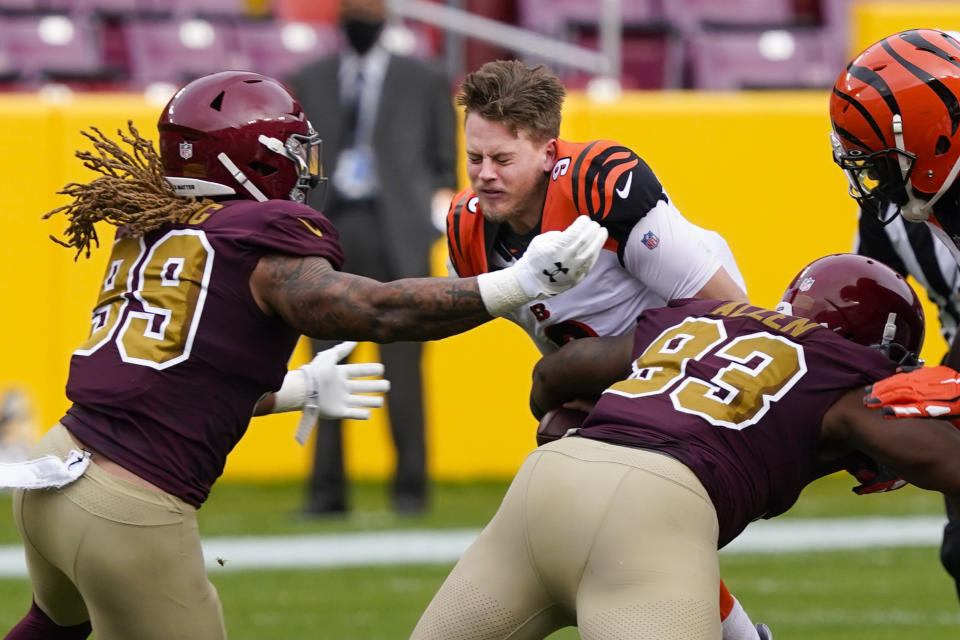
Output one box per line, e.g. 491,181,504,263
830,29,960,226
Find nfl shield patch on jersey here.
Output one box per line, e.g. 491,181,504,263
641,231,659,249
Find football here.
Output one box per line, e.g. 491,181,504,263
536,407,589,446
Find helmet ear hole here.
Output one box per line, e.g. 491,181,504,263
249,161,277,177
936,135,951,155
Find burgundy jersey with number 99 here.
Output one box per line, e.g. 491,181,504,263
62,198,343,507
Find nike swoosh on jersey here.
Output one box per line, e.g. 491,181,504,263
297,218,324,237
615,171,633,199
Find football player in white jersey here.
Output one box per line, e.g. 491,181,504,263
441,60,766,640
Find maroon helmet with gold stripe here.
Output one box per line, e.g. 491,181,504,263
158,70,324,203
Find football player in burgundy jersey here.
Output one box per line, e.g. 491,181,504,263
411,253,960,640
3,71,608,640
830,28,960,604
444,60,762,638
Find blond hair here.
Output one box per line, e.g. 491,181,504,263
457,60,565,143
45,122,212,259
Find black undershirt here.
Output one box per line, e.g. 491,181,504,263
492,221,542,264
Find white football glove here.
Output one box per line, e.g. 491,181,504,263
272,341,390,445
477,216,608,316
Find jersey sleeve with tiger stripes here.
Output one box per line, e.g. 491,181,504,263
553,139,666,247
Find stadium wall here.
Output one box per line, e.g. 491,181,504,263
0,90,946,481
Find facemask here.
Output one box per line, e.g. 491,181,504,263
342,19,384,55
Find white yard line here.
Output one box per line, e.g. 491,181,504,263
0,515,947,577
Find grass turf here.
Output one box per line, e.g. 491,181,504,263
0,474,955,638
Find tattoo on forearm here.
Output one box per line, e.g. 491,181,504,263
261,255,490,341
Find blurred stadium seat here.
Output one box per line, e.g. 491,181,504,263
0,0,856,92
122,16,245,85
512,0,845,90
661,0,795,29
0,12,119,85
233,19,339,81
45,0,137,16
0,0,40,12
138,0,252,20
566,23,683,89
686,26,843,90
517,0,660,39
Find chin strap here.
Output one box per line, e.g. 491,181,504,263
881,312,898,346
217,153,268,202
929,152,960,209
892,115,929,222
893,114,960,222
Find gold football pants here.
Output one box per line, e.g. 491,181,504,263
411,436,722,640
12,424,225,640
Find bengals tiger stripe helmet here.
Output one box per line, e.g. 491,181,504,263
158,71,325,204
830,29,960,229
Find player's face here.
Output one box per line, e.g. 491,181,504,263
465,113,556,233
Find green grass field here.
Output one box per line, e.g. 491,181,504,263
0,474,958,639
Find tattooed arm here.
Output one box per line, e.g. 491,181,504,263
250,216,608,342
250,254,493,342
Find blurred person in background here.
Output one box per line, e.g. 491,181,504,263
443,59,768,640
2,70,605,640
830,27,960,603
289,0,457,516
0,390,35,465
411,253,955,640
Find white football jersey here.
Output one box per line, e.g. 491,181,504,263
445,138,745,353
450,196,746,353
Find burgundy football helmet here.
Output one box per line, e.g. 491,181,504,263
776,253,924,362
158,70,324,203
829,29,960,226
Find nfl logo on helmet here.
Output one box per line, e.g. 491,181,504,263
179,141,193,160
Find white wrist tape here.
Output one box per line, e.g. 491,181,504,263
477,269,535,317
272,369,308,413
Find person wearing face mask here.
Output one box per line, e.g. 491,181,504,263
288,0,457,516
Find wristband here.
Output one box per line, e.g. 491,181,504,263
271,369,307,413
477,269,534,317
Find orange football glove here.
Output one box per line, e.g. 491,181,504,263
864,365,960,425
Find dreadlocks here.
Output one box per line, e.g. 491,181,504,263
45,121,213,259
